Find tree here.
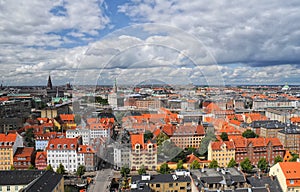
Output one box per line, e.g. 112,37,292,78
25,128,35,147
56,163,66,174
257,157,268,172
220,132,229,141
10,165,16,170
274,155,283,164
120,166,130,177
156,133,169,146
190,160,200,169
144,130,153,142
45,164,54,171
76,165,86,177
240,157,253,172
209,159,219,168
242,129,257,138
177,160,184,169
159,162,171,174
138,165,146,175
227,158,237,168
289,153,299,162
28,164,35,170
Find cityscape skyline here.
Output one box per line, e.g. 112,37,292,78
1,1,300,85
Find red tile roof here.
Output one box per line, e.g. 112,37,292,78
78,145,95,153
13,147,34,160
230,137,283,148
186,153,202,164
35,151,47,160
46,138,78,150
279,162,300,187
130,133,144,149
163,125,205,136
152,128,161,137
291,117,300,123
60,114,74,121
211,141,235,150
0,133,17,142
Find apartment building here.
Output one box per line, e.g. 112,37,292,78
130,133,157,170
131,171,191,192
46,137,96,172
208,141,235,167
0,133,23,170
270,162,300,192
164,124,205,149
277,125,300,153
259,120,285,138
35,151,47,170
13,147,35,170
231,137,285,165
113,143,131,170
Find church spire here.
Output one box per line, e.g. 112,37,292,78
47,75,53,90
113,78,117,93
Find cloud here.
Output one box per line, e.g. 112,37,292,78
0,0,299,85
118,0,300,68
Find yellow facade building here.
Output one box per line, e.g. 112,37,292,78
208,140,235,167
0,133,23,170
270,162,300,192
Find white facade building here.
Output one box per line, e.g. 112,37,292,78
113,143,131,170
46,138,81,173
66,129,90,145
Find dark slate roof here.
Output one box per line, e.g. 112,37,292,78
21,171,63,192
278,124,300,134
0,170,45,185
131,174,191,184
247,176,283,192
251,188,269,192
131,183,151,192
201,175,224,184
250,120,283,129
195,168,246,185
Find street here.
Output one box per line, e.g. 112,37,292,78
88,169,113,192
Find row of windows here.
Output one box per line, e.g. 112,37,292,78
0,151,11,155
0,162,10,165
14,162,31,166
0,165,10,170
0,185,18,192
0,157,11,160
49,159,79,164
213,153,234,157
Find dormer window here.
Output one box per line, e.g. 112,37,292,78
57,144,61,149
50,144,54,149
135,144,140,150
71,144,75,149
78,147,82,151
63,144,67,149
87,148,90,152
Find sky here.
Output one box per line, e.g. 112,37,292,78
0,0,300,86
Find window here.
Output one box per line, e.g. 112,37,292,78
156,184,160,188
180,187,185,190
7,186,10,191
